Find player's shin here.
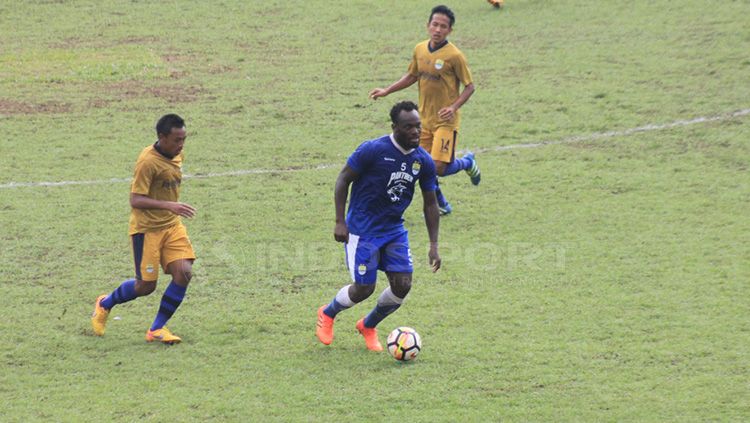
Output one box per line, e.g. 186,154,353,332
323,284,355,318
150,281,187,331
100,279,138,309
363,287,405,328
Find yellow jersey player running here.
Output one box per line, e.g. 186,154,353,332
91,114,196,344
370,5,481,215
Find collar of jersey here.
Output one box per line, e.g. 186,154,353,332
153,141,175,159
390,134,415,155
428,39,449,53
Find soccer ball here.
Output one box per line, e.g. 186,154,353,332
386,327,422,361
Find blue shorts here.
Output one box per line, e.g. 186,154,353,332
345,231,413,284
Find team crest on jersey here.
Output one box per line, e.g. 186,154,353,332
435,59,444,70
358,264,367,276
411,161,421,176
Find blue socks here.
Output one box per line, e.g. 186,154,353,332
100,279,137,310
323,285,355,318
435,185,449,207
363,287,405,328
442,157,472,176
150,281,187,331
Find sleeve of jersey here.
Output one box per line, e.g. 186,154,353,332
346,141,374,173
130,159,155,195
419,156,438,192
407,46,419,77
454,52,473,86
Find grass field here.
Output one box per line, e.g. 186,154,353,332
1,0,749,421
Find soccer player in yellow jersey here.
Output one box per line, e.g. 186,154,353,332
370,5,481,215
91,114,196,344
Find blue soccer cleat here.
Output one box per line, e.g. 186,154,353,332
438,201,452,216
464,152,481,185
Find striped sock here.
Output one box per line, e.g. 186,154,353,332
442,157,472,176
363,287,404,328
150,281,187,331
323,285,355,318
100,279,137,310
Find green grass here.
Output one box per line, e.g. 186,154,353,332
1,0,749,421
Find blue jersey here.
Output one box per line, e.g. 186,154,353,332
346,134,438,236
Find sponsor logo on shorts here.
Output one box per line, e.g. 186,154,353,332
146,264,155,273
358,264,367,276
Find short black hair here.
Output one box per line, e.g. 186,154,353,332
155,114,185,136
390,101,419,124
429,5,455,27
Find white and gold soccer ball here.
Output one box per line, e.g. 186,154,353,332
386,327,422,361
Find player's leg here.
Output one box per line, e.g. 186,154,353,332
361,272,411,329
317,234,378,345
356,232,413,351
92,232,159,336
146,224,196,344
424,127,453,214
433,127,480,185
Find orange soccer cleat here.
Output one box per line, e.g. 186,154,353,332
91,294,110,336
356,319,383,352
316,305,335,345
146,327,182,344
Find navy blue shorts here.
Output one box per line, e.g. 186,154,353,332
344,231,413,284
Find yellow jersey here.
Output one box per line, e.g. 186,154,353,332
407,40,473,130
128,144,183,234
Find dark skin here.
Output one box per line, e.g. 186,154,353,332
129,126,195,296
369,12,475,176
334,109,441,302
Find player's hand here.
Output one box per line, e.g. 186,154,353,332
369,88,388,100
438,106,456,121
428,245,441,273
171,202,196,218
334,222,349,243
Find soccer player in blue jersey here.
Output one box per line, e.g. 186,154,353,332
316,101,442,351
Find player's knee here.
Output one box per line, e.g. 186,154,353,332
435,161,448,176
135,280,156,296
170,260,193,285
391,279,412,298
349,283,376,303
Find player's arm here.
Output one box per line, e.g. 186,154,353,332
130,193,196,218
369,73,419,100
438,82,475,121
333,165,359,243
422,189,441,272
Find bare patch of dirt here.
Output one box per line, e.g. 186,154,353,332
101,80,207,103
0,99,72,115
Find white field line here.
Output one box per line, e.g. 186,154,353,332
1,108,748,190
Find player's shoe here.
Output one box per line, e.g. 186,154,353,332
356,318,383,352
91,294,109,336
488,0,504,8
316,305,335,345
464,152,481,185
145,327,182,344
437,195,452,215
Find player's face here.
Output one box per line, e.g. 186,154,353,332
427,13,452,45
393,110,421,150
157,126,187,158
